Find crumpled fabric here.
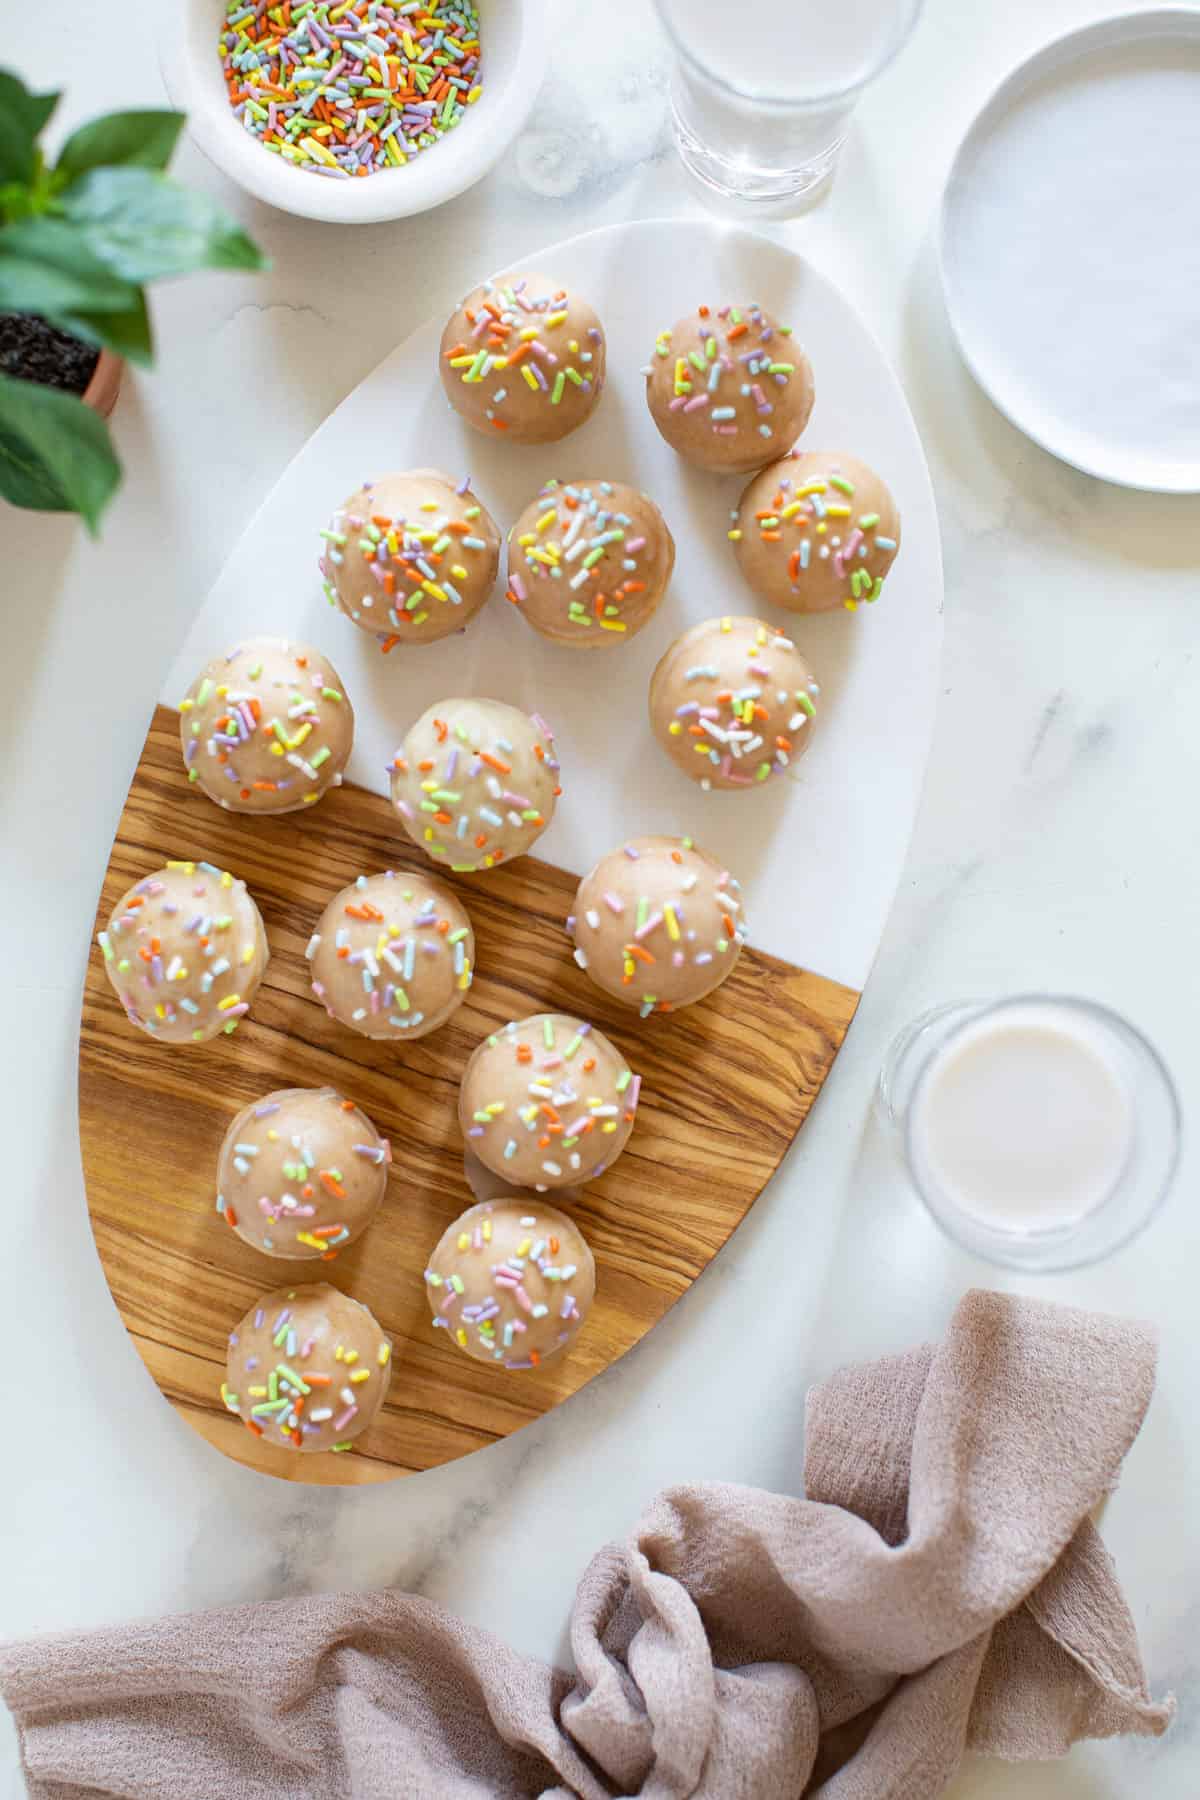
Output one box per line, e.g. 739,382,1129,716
1,1289,1173,1799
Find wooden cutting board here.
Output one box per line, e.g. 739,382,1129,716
79,704,859,1486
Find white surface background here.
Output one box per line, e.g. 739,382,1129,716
3,3,1198,1796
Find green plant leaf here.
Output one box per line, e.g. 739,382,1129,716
0,370,121,532
0,215,142,316
0,70,58,185
59,289,153,366
60,168,268,284
56,110,186,180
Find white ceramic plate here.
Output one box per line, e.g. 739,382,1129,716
165,219,943,993
940,8,1200,492
160,0,547,224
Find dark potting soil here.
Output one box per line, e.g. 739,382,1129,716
0,313,100,395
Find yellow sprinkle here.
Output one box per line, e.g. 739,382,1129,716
520,365,540,391
727,528,742,541
241,945,255,964
483,1218,491,1241
456,1328,467,1348
343,1349,359,1365
420,500,439,511
535,509,557,534
519,325,539,341
166,860,196,873
350,1368,371,1384
217,994,242,1011
517,1237,532,1256
663,903,680,941
457,1232,470,1251
545,309,568,328
299,134,338,168
378,1342,391,1365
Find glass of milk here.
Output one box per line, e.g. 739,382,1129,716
877,996,1180,1271
652,0,924,203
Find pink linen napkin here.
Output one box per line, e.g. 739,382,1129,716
0,1289,1173,1798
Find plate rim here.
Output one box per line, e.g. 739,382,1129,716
937,5,1200,494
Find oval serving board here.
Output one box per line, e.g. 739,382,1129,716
79,221,942,1485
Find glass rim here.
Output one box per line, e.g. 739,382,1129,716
900,992,1182,1273
654,0,926,111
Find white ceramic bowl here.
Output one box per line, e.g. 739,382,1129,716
161,0,547,224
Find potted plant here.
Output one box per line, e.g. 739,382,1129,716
0,68,268,532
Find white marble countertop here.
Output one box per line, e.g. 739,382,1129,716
3,1,1197,1793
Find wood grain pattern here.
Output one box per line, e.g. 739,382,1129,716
78,704,859,1486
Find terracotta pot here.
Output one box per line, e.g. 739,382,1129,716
83,349,123,419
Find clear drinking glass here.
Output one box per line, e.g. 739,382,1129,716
653,0,925,203
876,996,1181,1273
